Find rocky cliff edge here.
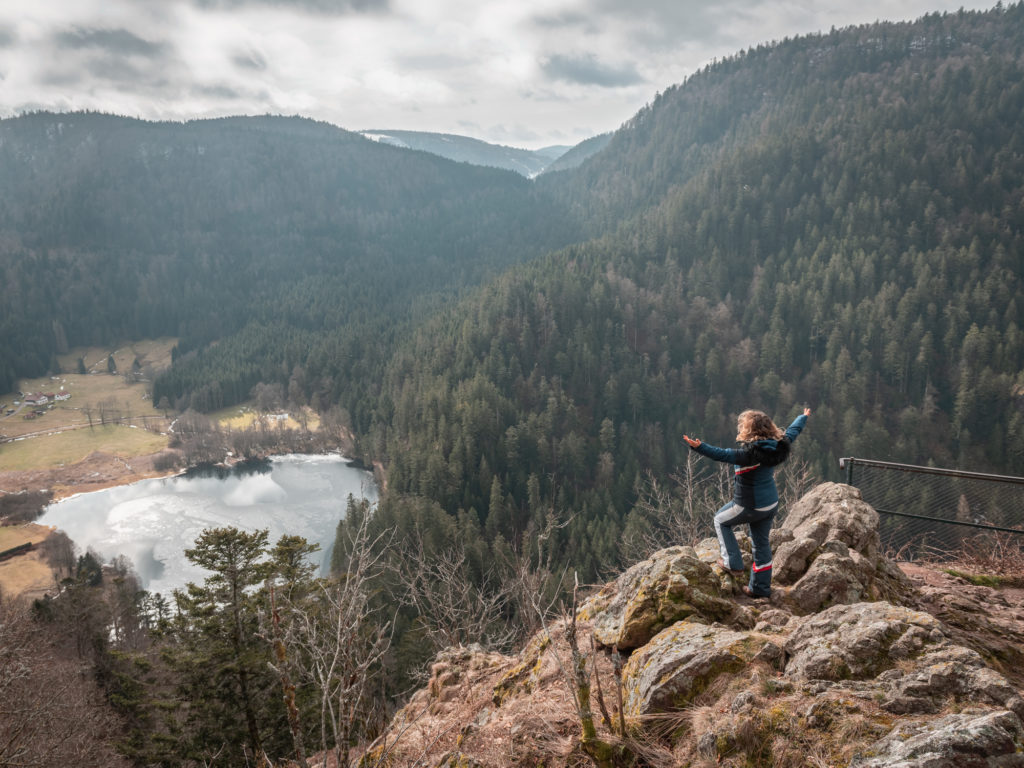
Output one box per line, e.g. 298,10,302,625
351,483,1024,767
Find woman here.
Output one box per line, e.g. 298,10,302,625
683,407,810,598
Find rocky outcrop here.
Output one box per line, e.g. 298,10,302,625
577,545,753,650
907,564,1024,687
620,622,766,716
784,602,946,681
772,482,914,613
851,710,1024,767
878,644,1024,718
353,483,1024,768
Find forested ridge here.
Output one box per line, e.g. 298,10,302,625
368,1,1024,584
4,6,1024,765
0,113,579,426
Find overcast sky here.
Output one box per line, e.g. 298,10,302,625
0,0,996,149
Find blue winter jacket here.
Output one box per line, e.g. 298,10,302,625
689,414,807,510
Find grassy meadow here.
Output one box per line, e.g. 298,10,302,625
0,339,176,470
0,424,168,472
209,403,321,432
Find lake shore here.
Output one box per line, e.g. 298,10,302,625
0,448,179,504
36,452,377,597
0,448,183,600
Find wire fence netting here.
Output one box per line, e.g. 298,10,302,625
842,458,1024,560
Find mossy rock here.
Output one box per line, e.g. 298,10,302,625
434,752,484,768
492,632,551,706
621,622,768,718
579,546,753,651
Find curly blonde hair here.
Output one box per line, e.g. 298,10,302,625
736,410,784,443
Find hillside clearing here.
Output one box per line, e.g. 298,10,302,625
0,425,167,472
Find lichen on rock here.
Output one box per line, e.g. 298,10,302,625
850,710,1024,767
577,545,753,651
784,601,946,682
772,483,914,613
620,622,767,717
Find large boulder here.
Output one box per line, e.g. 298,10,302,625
773,483,913,613
620,622,766,717
784,602,947,682
850,710,1024,767
577,546,753,650
879,645,1024,719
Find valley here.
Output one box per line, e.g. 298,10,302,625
1,5,1023,765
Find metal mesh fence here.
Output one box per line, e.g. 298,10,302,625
840,457,1024,559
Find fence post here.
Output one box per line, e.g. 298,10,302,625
840,457,854,485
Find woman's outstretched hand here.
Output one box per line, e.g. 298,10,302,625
683,435,701,448
803,407,812,417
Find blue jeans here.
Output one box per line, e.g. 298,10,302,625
714,501,776,597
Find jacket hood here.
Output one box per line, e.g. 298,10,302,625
745,437,790,467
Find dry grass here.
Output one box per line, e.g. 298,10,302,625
2,377,164,439
54,338,176,375
0,547,54,600
1,340,174,448
209,403,321,432
0,424,167,471
0,523,49,551
925,532,1024,586
0,524,55,600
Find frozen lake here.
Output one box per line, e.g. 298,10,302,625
38,454,377,596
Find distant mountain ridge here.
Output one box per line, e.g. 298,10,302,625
537,132,612,175
359,128,601,176
0,111,579,416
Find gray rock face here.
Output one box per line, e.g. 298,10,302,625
850,710,1024,767
621,622,765,716
772,483,913,613
880,645,1024,719
577,546,752,650
779,482,881,562
784,602,945,681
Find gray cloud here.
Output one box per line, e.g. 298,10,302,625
54,27,169,58
194,83,244,99
40,69,86,87
0,25,15,48
85,57,157,85
541,54,644,88
589,0,758,48
531,11,592,29
233,50,268,71
394,52,471,71
192,0,390,13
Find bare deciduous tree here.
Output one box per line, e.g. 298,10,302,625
271,514,394,768
0,595,130,768
39,529,76,581
396,533,517,655
622,456,731,562
776,456,817,522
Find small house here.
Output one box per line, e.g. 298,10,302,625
55,391,71,401
23,393,48,406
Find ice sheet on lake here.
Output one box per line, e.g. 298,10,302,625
38,454,377,597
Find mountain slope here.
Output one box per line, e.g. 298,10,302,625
371,4,1024,584
356,484,1024,768
538,132,612,175
360,129,567,176
0,113,579,419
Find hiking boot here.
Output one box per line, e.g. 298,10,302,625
716,559,745,577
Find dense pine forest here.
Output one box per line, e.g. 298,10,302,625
0,114,579,427
369,2,1024,577
3,5,1024,765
